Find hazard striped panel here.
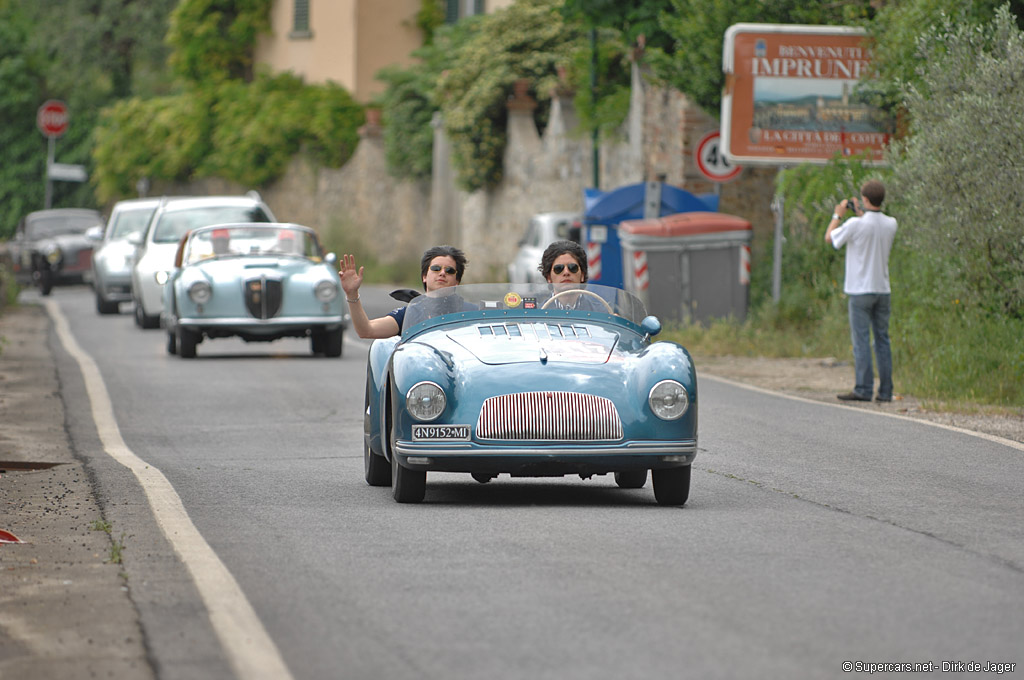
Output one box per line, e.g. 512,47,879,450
632,250,649,291
586,242,602,281
739,244,751,285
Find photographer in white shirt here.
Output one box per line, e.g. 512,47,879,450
825,179,898,403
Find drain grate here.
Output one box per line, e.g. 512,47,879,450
0,461,63,473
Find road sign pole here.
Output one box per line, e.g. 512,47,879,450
45,136,55,210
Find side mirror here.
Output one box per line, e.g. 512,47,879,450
640,315,662,339
127,233,144,247
85,226,103,242
324,252,337,265
390,288,422,303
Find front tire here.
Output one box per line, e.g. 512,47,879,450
323,328,343,358
391,430,425,503
96,291,119,315
36,269,54,296
652,465,691,506
166,329,177,355
614,470,647,489
177,327,199,358
134,297,160,329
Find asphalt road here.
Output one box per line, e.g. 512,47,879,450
40,285,1024,680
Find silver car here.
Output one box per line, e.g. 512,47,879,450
130,193,275,329
89,198,161,314
507,211,582,283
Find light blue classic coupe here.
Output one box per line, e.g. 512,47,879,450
161,223,347,358
363,283,697,505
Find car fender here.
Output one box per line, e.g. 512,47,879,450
366,337,401,456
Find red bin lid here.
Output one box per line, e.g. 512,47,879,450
619,211,751,237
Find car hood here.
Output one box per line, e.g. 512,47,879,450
440,321,622,365
45,233,93,250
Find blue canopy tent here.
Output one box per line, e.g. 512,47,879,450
583,183,716,288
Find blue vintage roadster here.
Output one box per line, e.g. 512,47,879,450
162,223,347,358
363,283,697,505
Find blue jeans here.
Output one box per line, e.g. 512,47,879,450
848,294,892,400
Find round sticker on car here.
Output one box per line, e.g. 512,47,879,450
504,292,523,308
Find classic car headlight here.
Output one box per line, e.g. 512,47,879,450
406,381,446,421
154,270,170,285
648,380,689,420
188,280,212,304
314,280,339,302
45,247,63,265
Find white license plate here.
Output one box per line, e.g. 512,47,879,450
412,424,471,441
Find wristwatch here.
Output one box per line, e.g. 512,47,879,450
832,213,841,221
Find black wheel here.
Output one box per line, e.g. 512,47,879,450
310,330,325,355
37,269,53,296
134,298,160,329
166,329,177,355
177,327,199,358
323,328,343,358
652,465,691,506
364,376,391,486
614,470,647,489
96,292,119,315
391,430,425,503
471,473,493,484
365,440,391,486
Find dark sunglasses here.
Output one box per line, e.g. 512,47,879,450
552,262,580,275
429,264,457,275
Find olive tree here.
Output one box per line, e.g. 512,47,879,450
887,5,1024,318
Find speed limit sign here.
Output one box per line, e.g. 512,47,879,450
695,131,742,183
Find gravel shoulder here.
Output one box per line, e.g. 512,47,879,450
0,303,1021,679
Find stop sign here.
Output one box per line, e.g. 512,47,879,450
37,100,69,138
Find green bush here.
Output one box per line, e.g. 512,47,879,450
93,75,363,201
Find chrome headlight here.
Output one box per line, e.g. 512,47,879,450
154,270,170,285
45,247,63,265
406,381,446,421
648,380,689,420
314,280,339,302
188,280,212,304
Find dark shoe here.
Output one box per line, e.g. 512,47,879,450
837,391,871,402
875,395,892,402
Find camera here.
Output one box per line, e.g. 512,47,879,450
847,197,857,209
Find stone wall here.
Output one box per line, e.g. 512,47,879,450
155,60,778,282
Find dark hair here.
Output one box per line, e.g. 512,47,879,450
861,179,886,208
538,240,588,282
420,245,467,289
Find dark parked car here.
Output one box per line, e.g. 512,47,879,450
8,208,103,295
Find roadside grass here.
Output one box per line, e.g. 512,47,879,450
662,297,1024,412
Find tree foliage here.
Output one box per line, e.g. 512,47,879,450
436,0,585,191
92,74,363,201
166,0,272,84
887,5,1024,318
653,0,876,115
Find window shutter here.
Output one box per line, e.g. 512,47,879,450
473,0,484,16
445,0,459,24
293,0,310,33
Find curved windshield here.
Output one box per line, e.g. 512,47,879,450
153,205,271,244
183,225,323,264
402,283,648,335
109,206,156,240
26,213,102,238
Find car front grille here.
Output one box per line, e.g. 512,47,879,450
244,276,283,319
476,391,623,441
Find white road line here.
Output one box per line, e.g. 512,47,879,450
701,372,1024,452
45,300,296,680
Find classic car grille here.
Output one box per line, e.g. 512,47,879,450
244,276,283,319
476,392,623,441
